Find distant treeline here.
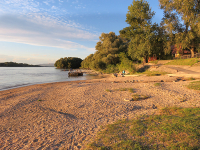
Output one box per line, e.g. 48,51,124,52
0,62,41,67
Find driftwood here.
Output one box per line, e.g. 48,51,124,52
68,72,83,76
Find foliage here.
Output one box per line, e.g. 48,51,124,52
159,0,200,56
81,32,131,72
187,81,200,90
165,58,199,66
81,0,200,73
103,64,119,74
87,107,200,150
120,0,165,62
0,62,41,67
54,57,82,69
117,53,137,74
80,54,94,69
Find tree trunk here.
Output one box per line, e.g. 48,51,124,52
190,40,195,58
142,57,146,66
190,47,195,58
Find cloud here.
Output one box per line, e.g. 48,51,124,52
43,1,49,5
51,5,57,9
0,0,40,13
0,14,98,51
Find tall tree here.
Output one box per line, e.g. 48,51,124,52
159,0,200,57
120,0,157,62
81,32,128,70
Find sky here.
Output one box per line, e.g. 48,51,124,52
0,0,164,65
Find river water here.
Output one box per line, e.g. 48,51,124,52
0,67,99,91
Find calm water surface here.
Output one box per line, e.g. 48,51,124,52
0,67,99,91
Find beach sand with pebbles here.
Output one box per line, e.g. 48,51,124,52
0,71,200,149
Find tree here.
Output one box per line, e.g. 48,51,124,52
81,54,94,69
120,0,159,62
81,32,128,70
54,57,82,69
159,0,200,57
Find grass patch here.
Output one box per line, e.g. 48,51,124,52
149,60,158,64
165,58,199,66
132,94,149,101
143,70,169,76
87,107,200,150
105,89,111,92
113,88,135,93
119,88,128,91
187,81,200,90
188,77,196,81
154,83,161,86
37,99,42,101
128,88,135,93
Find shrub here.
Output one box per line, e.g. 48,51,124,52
104,64,119,74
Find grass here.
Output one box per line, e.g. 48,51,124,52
107,88,135,93
154,83,161,86
132,94,149,101
187,77,196,81
106,88,149,101
142,71,169,76
165,58,199,66
119,88,135,93
187,81,200,90
149,60,158,64
105,89,111,92
37,99,42,101
87,107,200,150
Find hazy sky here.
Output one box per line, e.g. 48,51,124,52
0,0,164,65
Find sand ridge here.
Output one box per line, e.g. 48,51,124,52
0,75,200,149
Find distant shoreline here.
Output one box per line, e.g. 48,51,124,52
0,66,54,67
0,62,41,67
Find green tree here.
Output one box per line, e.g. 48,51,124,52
81,32,128,70
54,57,82,69
159,0,200,57
81,54,94,69
120,0,159,62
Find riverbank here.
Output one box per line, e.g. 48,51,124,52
0,74,199,149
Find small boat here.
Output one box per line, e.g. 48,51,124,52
68,72,83,76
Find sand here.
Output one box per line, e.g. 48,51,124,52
0,74,200,150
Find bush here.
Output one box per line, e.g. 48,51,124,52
117,53,137,74
104,64,119,74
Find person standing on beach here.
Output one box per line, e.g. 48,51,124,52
122,70,125,76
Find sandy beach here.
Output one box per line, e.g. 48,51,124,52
0,73,200,149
